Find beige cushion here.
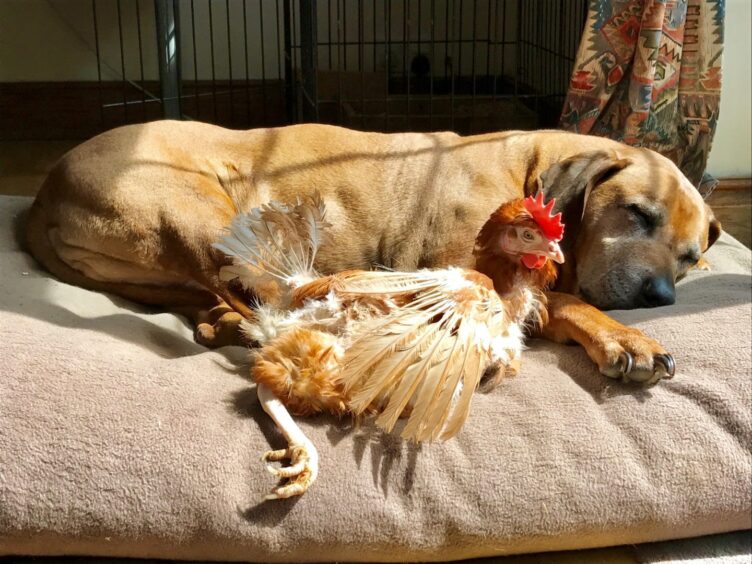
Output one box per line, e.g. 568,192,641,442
1,195,750,561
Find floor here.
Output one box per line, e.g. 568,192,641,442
2,140,749,248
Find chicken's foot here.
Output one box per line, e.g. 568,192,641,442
256,383,319,500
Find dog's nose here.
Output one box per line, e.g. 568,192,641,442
640,275,675,307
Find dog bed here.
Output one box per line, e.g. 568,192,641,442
1,195,750,561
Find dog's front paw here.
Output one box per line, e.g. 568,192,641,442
594,327,675,384
195,310,245,347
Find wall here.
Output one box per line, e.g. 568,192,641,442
706,0,752,178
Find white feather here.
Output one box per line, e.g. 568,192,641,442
213,194,330,304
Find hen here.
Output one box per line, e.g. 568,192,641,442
215,192,564,500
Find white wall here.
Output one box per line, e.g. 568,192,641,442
0,0,283,81
706,0,752,178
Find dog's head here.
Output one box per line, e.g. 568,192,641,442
538,150,721,310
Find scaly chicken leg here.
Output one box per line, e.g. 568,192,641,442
257,384,319,500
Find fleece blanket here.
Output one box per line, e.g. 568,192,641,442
0,195,750,561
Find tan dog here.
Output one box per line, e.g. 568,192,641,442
25,121,720,382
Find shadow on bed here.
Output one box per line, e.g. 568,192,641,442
7,206,247,365
227,384,421,517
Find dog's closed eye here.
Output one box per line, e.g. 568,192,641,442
679,249,701,267
625,203,662,232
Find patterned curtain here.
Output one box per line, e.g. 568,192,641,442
559,0,725,196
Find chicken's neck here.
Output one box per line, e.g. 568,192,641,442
474,253,558,298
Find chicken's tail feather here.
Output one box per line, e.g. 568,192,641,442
213,194,330,305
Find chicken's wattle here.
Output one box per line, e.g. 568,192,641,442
522,254,547,269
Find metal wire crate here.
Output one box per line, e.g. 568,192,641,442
3,0,588,138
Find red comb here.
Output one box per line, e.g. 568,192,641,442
523,193,565,242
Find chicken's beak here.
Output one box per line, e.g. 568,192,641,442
540,240,565,264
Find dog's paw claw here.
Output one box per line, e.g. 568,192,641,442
618,352,634,377
597,331,675,385
653,353,675,379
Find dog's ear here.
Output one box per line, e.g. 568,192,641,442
704,204,722,251
536,151,632,247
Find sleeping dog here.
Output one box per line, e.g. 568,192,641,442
25,121,721,382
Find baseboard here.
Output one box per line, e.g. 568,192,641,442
716,178,752,191
0,81,287,140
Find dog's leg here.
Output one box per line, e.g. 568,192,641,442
540,291,675,384
195,304,246,347
256,383,319,500
176,298,251,348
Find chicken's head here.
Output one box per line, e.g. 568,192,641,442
475,194,565,270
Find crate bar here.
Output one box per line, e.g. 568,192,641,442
385,0,391,130
544,0,550,98
559,0,566,97
283,0,294,122
449,0,455,128
315,37,502,48
328,0,334,69
514,0,521,99
292,0,299,111
485,0,492,88
494,0,503,100
336,0,342,124
243,0,251,125
155,0,183,119
443,0,449,81
372,0,377,73
116,0,129,122
359,1,365,128
275,0,284,122
560,0,566,99
208,0,218,120
135,0,147,121
190,0,200,119
299,0,318,121
404,0,410,127
91,0,105,127
286,92,545,103
540,0,546,98
528,0,533,96
522,0,528,95
549,0,555,97
341,0,347,70
429,0,435,128
456,0,462,89
225,0,233,122
259,0,268,125
470,0,477,125
501,0,506,96
534,2,538,92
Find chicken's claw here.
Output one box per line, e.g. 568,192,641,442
262,442,319,500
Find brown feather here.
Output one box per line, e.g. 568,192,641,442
251,327,348,417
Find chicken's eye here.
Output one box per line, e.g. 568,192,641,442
522,229,535,241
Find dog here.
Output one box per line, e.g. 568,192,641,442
25,121,721,383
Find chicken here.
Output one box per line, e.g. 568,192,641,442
214,192,565,500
